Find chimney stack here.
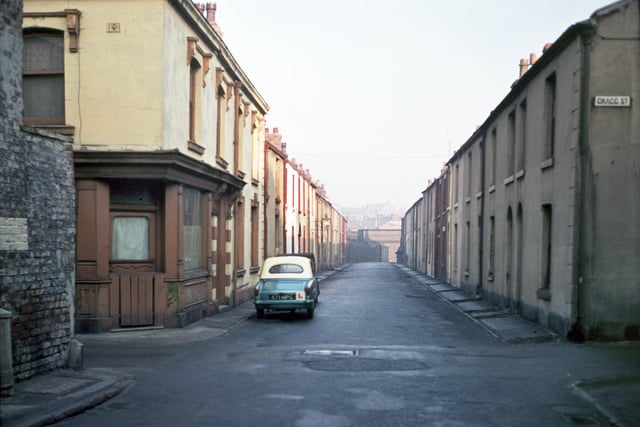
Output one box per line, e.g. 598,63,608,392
204,2,223,36
206,3,216,25
519,58,529,78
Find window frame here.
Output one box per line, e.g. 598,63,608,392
22,28,66,126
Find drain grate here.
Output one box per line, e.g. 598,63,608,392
302,349,358,356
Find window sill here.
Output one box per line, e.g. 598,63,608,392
24,123,75,136
188,140,205,155
516,169,525,180
541,158,554,170
504,175,515,186
216,156,229,169
488,185,496,194
250,265,260,275
476,191,483,199
536,287,551,301
487,273,494,282
236,268,247,278
463,269,470,277
465,197,471,204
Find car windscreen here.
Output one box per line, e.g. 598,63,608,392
268,263,304,274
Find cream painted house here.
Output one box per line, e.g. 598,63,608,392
22,0,268,330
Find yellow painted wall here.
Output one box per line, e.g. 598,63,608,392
24,0,165,149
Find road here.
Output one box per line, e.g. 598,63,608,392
59,263,638,426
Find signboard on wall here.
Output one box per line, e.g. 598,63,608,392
593,96,631,107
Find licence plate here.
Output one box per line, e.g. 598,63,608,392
269,294,295,301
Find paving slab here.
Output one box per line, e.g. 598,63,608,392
429,283,455,292
480,315,558,344
439,290,474,302
456,300,497,313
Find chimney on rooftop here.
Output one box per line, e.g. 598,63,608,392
205,2,223,37
206,3,216,24
519,58,529,78
273,127,279,134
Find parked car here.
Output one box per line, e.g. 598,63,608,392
254,255,319,319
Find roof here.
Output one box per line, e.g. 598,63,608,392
259,256,315,280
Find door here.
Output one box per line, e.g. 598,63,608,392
110,212,158,327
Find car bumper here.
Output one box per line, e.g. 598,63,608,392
254,300,314,311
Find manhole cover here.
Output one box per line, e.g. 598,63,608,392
303,349,358,356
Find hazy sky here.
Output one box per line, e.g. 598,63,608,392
214,0,611,212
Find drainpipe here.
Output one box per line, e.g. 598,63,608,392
569,25,594,342
0,309,14,397
477,129,487,298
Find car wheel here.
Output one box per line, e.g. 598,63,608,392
256,308,265,319
306,305,314,319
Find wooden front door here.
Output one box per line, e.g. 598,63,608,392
110,211,158,327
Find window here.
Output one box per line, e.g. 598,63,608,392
183,186,203,270
465,221,471,274
453,223,458,271
268,263,303,274
216,83,227,164
112,217,149,260
541,204,553,289
517,100,527,173
23,29,65,125
488,216,495,280
507,110,516,178
544,74,556,162
251,202,259,267
490,129,497,188
454,164,459,204
188,57,202,151
235,198,245,270
465,152,472,201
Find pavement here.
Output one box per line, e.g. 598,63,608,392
1,263,639,427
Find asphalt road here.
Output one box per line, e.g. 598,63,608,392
58,263,638,426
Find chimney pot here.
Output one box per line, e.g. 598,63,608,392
543,43,553,53
273,127,279,133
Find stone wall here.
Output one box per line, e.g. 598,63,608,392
0,0,76,381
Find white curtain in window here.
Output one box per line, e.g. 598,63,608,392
112,217,149,260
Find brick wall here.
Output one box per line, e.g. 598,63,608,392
0,1,76,381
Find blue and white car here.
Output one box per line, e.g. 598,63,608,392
254,255,319,319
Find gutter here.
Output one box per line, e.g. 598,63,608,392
568,24,595,342
477,129,487,298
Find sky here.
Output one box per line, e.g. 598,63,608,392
212,0,612,213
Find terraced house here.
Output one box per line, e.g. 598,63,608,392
401,0,640,341
22,0,269,331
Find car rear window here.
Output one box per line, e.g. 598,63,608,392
268,263,304,274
